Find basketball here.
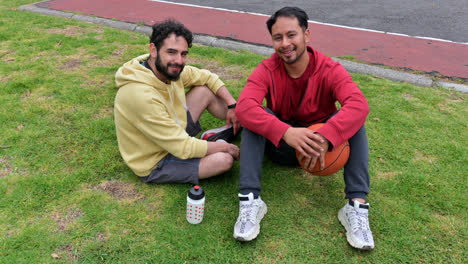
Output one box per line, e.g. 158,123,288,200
296,123,350,176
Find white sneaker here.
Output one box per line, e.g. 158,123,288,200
338,200,375,250
233,193,267,241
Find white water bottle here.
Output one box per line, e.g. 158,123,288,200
186,185,205,224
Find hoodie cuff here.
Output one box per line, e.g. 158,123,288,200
317,123,342,149
193,139,208,157
270,122,291,147
210,79,225,94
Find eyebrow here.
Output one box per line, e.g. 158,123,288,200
166,48,189,54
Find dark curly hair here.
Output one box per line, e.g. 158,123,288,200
266,7,309,34
150,19,193,51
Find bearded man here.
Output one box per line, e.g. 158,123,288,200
114,19,240,185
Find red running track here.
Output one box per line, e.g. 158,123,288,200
36,0,468,79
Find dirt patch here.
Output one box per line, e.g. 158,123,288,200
21,89,33,99
93,107,113,119
3,57,15,63
187,57,246,81
0,75,11,83
51,208,83,232
93,46,129,68
5,228,19,237
0,156,13,178
58,58,82,71
446,91,467,102
95,180,143,201
293,192,311,208
256,240,285,263
57,49,100,72
111,46,128,57
1,49,16,63
84,79,111,90
52,244,78,262
413,151,436,164
375,170,401,180
0,156,25,178
429,212,461,238
437,94,466,113
301,170,316,181
403,93,412,99
96,231,107,241
20,87,48,101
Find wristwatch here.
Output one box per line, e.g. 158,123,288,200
227,103,236,109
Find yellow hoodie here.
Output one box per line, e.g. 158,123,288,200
114,54,225,177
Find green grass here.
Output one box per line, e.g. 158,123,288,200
1,1,467,263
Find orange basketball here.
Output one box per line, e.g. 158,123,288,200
296,123,350,176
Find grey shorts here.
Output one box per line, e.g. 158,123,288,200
140,110,202,185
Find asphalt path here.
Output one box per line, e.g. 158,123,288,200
167,0,468,43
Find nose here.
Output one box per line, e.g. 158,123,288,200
174,53,185,65
280,37,291,49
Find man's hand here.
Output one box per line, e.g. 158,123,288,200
206,141,240,160
283,127,329,170
226,142,240,160
226,108,241,134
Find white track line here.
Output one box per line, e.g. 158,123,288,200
149,0,468,45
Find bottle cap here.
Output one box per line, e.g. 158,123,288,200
188,185,205,200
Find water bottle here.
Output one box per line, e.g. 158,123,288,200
186,185,205,224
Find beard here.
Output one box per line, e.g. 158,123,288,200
155,55,185,81
280,45,306,65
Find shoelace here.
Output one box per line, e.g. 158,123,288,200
348,209,370,234
239,202,259,223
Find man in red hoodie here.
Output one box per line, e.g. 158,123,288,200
233,7,374,250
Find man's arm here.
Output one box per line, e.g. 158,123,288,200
298,58,368,170
181,66,241,133
215,85,241,134
130,97,208,160
316,62,369,148
236,65,291,147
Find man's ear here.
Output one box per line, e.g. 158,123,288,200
149,43,157,58
304,28,311,44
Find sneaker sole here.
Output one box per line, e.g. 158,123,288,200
338,209,374,250
233,203,268,242
200,125,231,140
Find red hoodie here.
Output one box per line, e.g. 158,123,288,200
236,46,369,148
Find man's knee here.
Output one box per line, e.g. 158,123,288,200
215,152,234,171
199,152,234,178
204,152,234,173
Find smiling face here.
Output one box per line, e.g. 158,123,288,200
150,33,188,82
271,16,310,65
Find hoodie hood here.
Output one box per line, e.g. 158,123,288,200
115,54,169,93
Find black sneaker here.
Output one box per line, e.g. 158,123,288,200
200,125,238,143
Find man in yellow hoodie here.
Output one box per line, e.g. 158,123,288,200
114,19,240,184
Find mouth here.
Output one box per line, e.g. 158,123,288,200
280,48,295,57
168,64,183,72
